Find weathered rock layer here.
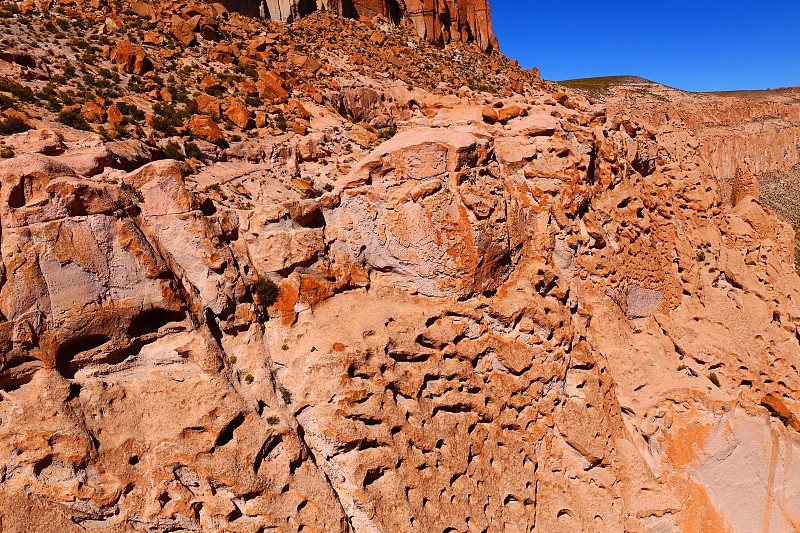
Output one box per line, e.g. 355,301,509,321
225,0,498,50
1,3,800,533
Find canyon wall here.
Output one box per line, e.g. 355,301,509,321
2,2,800,532
606,83,800,187
222,0,498,51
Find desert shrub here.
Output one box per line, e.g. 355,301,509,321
0,116,29,134
162,141,185,161
266,415,280,425
378,126,397,139
244,374,254,384
253,276,279,306
0,78,36,103
0,147,14,158
708,372,721,387
120,182,144,202
151,104,181,134
0,94,14,110
58,108,90,130
184,142,202,160
278,385,292,404
116,101,145,121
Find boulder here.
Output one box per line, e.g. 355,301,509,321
110,40,153,74
188,115,225,145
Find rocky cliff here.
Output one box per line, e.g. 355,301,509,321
223,0,498,51
1,1,800,532
574,78,800,193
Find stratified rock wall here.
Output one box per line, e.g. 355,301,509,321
224,0,498,50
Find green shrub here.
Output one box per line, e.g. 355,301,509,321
266,415,280,425
0,116,30,134
184,142,202,160
253,276,279,306
58,108,91,131
0,147,14,158
245,374,254,384
229,355,237,364
378,126,397,139
162,141,185,161
0,93,15,110
0,78,36,103
708,372,721,387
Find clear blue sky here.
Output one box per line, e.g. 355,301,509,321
491,1,800,92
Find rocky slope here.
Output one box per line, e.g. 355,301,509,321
562,77,800,188
1,2,800,533
562,76,800,270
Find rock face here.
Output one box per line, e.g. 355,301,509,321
2,3,800,533
224,0,498,51
599,80,800,190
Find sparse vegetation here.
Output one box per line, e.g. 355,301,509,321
708,372,721,387
0,147,14,158
245,374,254,384
163,141,185,161
378,126,398,139
274,113,287,131
184,142,202,160
266,415,280,425
278,385,292,404
58,108,91,131
253,276,279,306
0,78,36,103
120,182,144,202
229,355,237,364
0,116,30,134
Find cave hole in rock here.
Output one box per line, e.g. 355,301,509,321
7,181,26,208
127,309,187,337
32,455,54,477
215,413,246,448
55,334,112,378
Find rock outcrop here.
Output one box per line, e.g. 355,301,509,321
1,2,800,532
224,0,498,51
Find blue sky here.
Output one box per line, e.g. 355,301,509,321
490,1,800,92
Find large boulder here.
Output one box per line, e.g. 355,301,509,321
110,40,153,74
